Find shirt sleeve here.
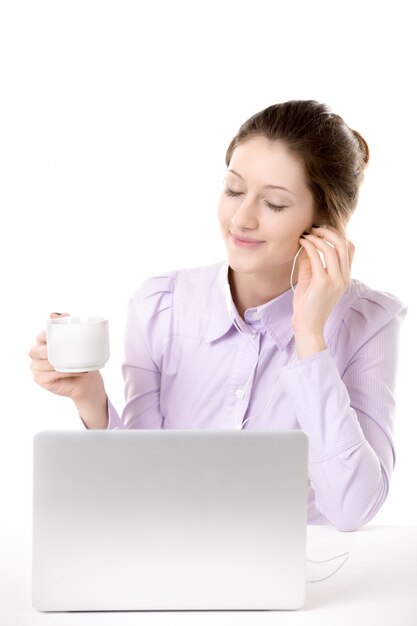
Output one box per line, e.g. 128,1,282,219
278,295,408,532
78,273,176,430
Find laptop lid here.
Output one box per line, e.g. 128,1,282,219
32,429,308,611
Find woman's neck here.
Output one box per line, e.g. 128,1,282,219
228,264,297,318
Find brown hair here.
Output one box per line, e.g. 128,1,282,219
225,100,370,234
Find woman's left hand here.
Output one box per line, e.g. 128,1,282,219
292,225,355,336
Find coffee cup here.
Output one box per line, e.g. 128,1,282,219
46,315,110,372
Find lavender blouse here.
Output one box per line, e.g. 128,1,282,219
82,260,408,531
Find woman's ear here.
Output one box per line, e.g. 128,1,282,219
302,227,313,235
302,222,321,236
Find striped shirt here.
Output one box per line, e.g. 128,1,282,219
86,260,408,531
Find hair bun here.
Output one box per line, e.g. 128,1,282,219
351,128,370,166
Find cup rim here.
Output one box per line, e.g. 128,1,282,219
46,315,108,325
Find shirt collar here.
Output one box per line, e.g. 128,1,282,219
203,261,236,343
204,261,294,348
204,260,365,348
247,287,295,349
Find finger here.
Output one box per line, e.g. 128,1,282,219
36,330,46,344
28,343,48,359
303,234,343,282
33,369,88,386
35,312,71,346
298,237,328,279
310,228,352,284
294,247,313,288
30,358,55,372
313,225,356,276
33,370,67,386
311,225,354,253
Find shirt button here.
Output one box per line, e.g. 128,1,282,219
235,388,245,399
252,310,261,320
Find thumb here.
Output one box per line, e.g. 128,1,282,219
296,248,312,281
50,312,71,319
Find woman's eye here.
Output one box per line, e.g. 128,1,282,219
265,201,287,213
224,187,287,213
224,188,242,198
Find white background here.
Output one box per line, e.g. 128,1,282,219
0,0,415,524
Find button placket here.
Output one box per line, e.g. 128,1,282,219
225,332,260,429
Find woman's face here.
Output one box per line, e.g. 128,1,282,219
217,136,316,278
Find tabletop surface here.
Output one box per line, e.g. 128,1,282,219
1,513,416,626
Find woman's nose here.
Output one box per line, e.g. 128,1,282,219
230,197,258,230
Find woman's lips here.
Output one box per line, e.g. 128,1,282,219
230,232,266,248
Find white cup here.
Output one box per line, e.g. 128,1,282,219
46,315,110,372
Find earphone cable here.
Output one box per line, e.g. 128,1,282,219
306,551,350,584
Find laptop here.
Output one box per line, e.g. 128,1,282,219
32,429,308,611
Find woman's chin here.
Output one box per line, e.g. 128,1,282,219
226,255,264,275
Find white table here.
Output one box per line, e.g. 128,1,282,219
1,513,416,626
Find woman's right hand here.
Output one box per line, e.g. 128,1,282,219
28,313,104,403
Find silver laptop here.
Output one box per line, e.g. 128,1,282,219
32,430,308,611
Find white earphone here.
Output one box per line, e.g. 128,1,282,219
290,243,304,293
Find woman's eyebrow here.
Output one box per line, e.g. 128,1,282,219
226,168,296,197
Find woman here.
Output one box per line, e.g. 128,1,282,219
29,100,407,531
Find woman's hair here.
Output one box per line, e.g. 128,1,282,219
225,100,370,233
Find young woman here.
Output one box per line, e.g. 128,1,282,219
29,100,407,531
